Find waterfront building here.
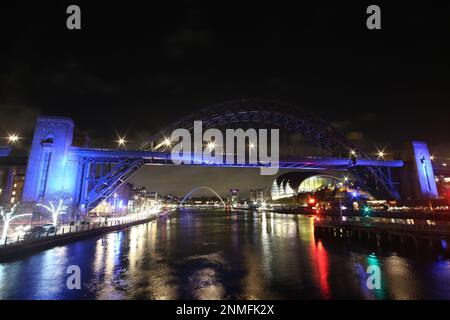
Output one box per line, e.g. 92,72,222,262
229,189,239,207
250,187,270,204
271,172,343,200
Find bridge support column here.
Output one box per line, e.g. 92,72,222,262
400,141,438,200
22,117,78,208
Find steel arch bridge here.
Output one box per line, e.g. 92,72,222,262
20,101,404,213
141,99,400,200
179,186,227,207
142,99,349,153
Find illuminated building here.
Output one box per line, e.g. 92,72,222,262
0,147,27,205
229,189,239,207
106,182,134,213
271,172,343,200
10,174,25,204
250,187,270,204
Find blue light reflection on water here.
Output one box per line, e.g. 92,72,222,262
0,210,449,300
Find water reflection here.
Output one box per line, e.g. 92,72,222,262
0,210,449,300
309,239,331,299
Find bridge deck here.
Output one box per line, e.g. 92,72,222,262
70,147,404,170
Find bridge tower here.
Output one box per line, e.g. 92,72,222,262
400,141,438,200
22,117,78,205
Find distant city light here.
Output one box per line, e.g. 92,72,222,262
249,142,255,149
350,150,356,156
430,155,435,161
377,149,385,159
443,163,448,167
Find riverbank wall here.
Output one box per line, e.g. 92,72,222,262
0,215,160,262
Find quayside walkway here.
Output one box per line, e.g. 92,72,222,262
0,211,170,261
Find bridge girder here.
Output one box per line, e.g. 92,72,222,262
141,99,401,200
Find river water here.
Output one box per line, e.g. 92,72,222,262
0,210,449,300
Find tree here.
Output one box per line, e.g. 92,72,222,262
1,203,32,243
37,192,71,226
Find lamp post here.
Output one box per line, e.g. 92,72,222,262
116,136,127,150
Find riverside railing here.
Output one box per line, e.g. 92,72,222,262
315,215,450,236
0,212,163,247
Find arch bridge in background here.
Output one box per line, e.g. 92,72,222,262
179,186,227,207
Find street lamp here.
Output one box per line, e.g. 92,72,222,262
207,141,216,151
163,138,171,147
7,133,20,144
377,149,385,159
116,136,127,149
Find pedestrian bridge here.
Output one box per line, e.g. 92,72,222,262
179,187,227,207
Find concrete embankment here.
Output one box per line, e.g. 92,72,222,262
0,215,159,262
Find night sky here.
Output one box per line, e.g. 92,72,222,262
1,2,449,197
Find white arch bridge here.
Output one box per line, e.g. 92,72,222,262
179,186,227,207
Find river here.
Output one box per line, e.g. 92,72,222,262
0,210,449,299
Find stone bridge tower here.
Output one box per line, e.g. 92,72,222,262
21,117,78,204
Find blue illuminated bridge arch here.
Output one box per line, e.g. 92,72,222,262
20,100,405,213
179,187,227,207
